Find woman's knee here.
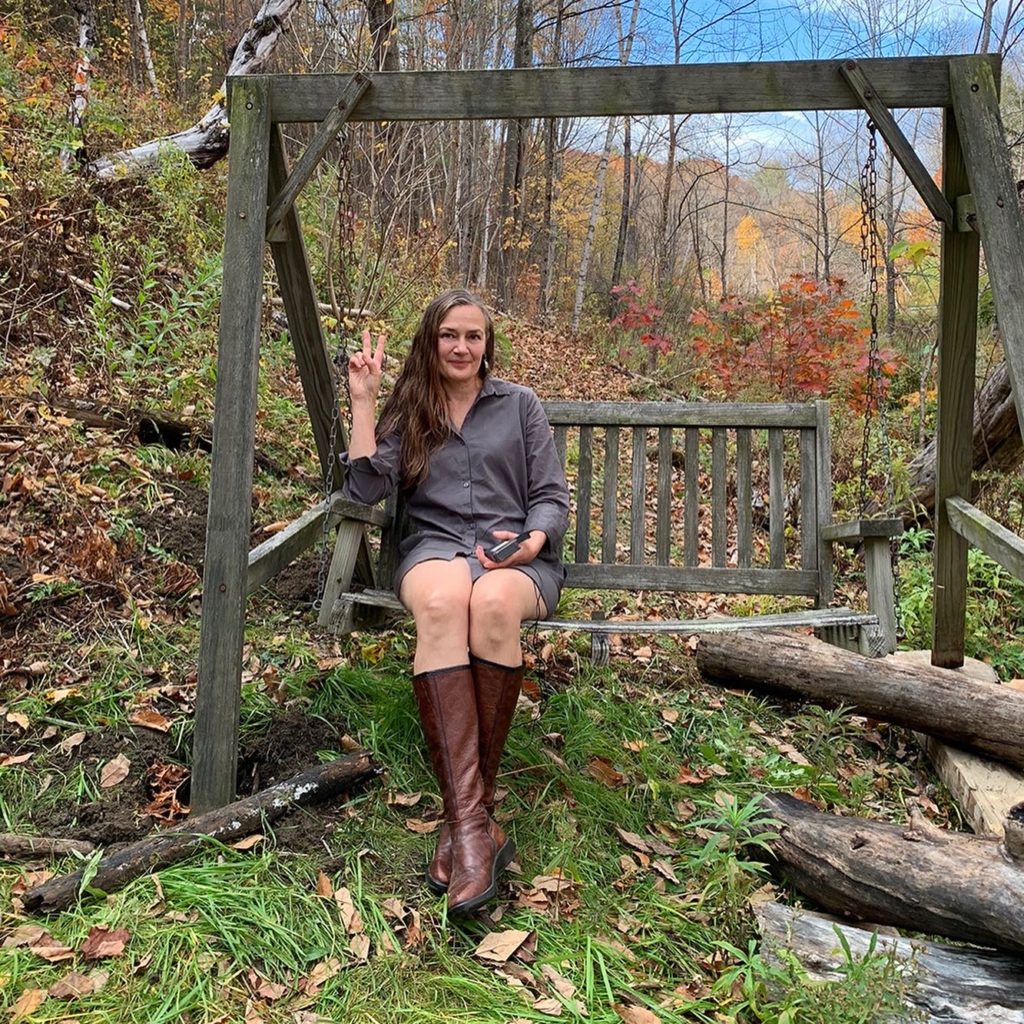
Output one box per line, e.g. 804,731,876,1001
469,580,522,636
403,564,472,634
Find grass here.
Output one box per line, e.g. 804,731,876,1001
0,612,928,1023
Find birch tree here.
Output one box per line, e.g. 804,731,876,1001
570,0,641,333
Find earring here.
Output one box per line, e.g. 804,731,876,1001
482,355,490,373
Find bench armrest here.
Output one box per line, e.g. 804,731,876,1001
327,494,392,529
820,518,903,654
820,518,903,545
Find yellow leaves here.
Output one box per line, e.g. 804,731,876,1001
735,213,762,252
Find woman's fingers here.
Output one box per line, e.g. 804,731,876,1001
373,332,387,369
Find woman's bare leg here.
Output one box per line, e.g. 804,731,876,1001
399,558,474,673
468,569,547,665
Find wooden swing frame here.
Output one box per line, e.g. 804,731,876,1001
191,54,1024,811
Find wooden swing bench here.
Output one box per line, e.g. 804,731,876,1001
289,399,902,662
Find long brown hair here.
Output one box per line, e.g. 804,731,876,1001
376,289,495,488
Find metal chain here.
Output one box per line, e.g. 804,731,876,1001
858,119,880,516
857,120,904,641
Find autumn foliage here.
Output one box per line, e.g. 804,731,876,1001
689,275,899,409
610,280,673,360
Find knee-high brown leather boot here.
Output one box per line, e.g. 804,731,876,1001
412,664,512,914
425,657,521,894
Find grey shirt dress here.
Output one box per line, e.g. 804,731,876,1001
341,377,570,618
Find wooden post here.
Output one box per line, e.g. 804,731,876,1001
191,78,272,812
949,57,1024,441
932,102,980,669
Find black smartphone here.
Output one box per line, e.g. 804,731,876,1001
483,531,531,562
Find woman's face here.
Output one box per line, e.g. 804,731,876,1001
436,304,487,387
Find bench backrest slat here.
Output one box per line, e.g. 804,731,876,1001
655,427,673,566
576,424,594,563
800,428,817,570
630,427,646,564
602,425,619,563
684,427,700,567
736,427,753,568
769,427,785,570
711,427,728,567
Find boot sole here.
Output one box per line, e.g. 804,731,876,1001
447,839,516,916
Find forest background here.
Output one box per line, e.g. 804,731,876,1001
4,3,1024,1022
2,0,1024,666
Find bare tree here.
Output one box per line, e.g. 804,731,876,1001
570,0,641,332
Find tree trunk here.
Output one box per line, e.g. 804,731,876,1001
570,0,640,333
882,147,897,335
608,115,632,311
757,902,1024,1023
175,0,190,102
696,630,1024,769
23,751,378,914
756,792,1024,953
129,0,160,97
657,113,678,291
570,122,614,333
83,0,303,178
537,0,564,317
364,0,399,71
63,0,98,170
493,0,534,312
901,360,1022,523
720,120,731,299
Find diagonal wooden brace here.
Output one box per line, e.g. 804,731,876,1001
839,60,956,231
265,72,370,239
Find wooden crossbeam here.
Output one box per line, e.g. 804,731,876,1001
839,60,956,230
251,56,1000,123
950,56,1024,442
265,73,370,240
946,496,1024,581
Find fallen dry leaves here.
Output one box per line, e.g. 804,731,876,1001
474,928,533,963
9,987,47,1020
99,752,131,788
80,925,130,960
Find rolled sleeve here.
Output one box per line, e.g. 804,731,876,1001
340,430,400,506
522,393,570,550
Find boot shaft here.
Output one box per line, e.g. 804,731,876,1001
470,655,524,807
412,664,485,824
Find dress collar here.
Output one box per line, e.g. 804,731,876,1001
479,376,512,398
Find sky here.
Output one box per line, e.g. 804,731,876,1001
558,0,1003,173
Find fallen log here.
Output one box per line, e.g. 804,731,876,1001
897,360,1022,526
696,630,1024,769
83,0,303,178
756,792,1024,954
756,902,1024,1024
24,751,378,914
0,834,95,858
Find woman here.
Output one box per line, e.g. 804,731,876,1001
342,289,570,915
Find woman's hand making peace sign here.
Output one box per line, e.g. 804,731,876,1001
348,329,387,405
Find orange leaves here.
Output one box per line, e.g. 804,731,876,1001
689,274,900,407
